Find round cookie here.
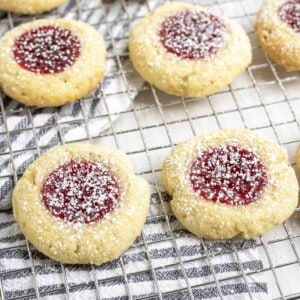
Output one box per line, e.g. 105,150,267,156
0,19,106,107
256,0,300,71
129,2,252,98
13,143,150,264
0,0,68,14
162,129,299,239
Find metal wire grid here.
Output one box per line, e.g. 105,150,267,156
0,0,300,299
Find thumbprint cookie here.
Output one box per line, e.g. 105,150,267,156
129,2,252,98
0,19,106,107
256,0,300,70
13,143,150,264
162,129,298,239
0,0,68,14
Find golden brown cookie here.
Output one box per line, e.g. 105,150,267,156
129,2,252,98
13,143,150,264
0,0,68,14
0,19,106,107
162,129,298,239
256,0,300,71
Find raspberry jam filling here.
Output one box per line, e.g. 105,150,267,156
278,0,300,32
42,160,120,223
159,10,228,59
189,145,267,205
13,25,81,74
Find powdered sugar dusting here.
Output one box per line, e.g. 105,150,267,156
189,145,268,205
278,0,300,32
42,160,120,223
12,25,81,74
159,10,229,60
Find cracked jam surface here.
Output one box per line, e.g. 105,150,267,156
278,0,300,32
159,10,228,59
189,145,268,205
42,160,120,223
13,25,81,74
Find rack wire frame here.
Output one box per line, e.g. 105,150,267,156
0,0,300,299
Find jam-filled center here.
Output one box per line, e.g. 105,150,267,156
189,145,267,205
13,25,81,74
278,0,300,32
42,160,120,223
159,10,228,59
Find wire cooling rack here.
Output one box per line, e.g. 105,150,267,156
0,0,300,299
